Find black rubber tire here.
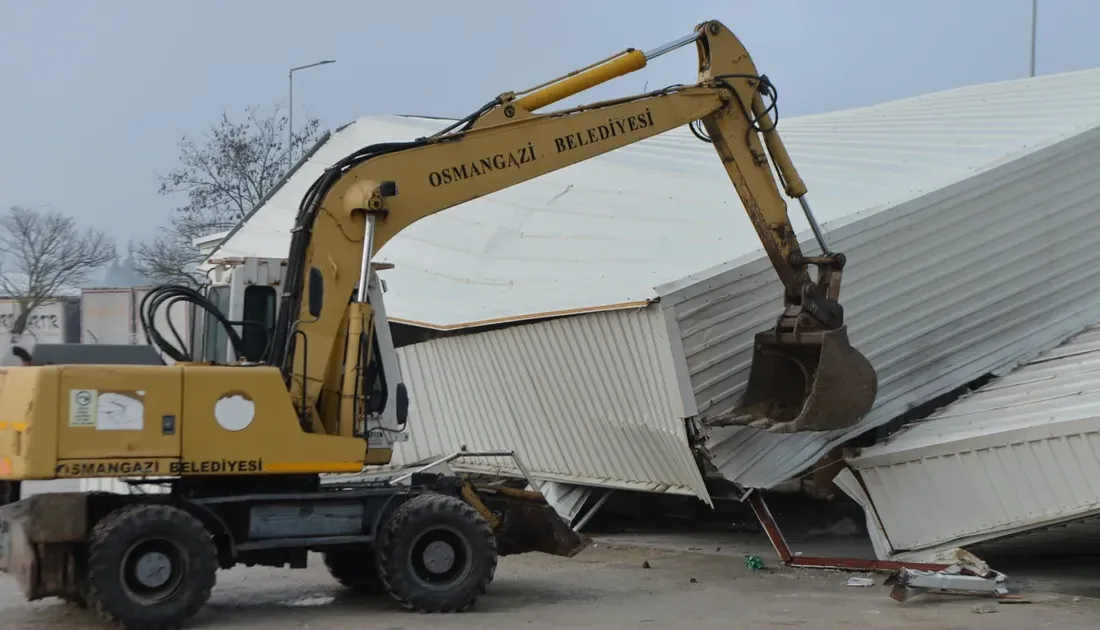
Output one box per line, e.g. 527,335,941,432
322,550,385,594
0,480,20,506
376,492,497,613
85,503,217,630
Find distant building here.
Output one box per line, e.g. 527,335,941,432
194,231,229,259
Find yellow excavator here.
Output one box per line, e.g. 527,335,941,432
0,19,877,629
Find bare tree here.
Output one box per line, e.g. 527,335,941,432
136,104,324,285
0,206,117,335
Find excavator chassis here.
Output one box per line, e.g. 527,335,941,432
0,470,587,629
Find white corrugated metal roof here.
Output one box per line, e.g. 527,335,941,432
670,118,1100,488
841,323,1100,559
209,68,1100,329
654,68,1100,489
853,324,1100,466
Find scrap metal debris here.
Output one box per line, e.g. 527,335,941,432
846,576,875,587
885,549,1009,603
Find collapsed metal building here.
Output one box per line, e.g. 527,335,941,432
838,322,1100,562
205,68,1100,521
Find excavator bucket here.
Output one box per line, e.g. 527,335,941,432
719,326,878,433
474,486,591,558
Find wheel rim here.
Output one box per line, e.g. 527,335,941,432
120,537,188,604
406,525,473,591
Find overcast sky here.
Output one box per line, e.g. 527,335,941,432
2,0,1097,247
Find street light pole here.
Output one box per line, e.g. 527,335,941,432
1029,0,1038,78
288,59,336,169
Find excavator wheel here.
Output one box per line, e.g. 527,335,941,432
376,492,497,613
323,549,385,595
84,503,217,630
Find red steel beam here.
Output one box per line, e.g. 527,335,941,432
745,490,949,573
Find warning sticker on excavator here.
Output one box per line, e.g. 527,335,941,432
69,389,97,427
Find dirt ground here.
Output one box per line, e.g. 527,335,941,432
2,538,1099,630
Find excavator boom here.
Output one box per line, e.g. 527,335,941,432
272,19,878,436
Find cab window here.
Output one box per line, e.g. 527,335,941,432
242,285,277,362
203,286,230,362
365,333,387,414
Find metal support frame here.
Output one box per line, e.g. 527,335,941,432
744,489,949,572
572,489,613,533
389,449,543,494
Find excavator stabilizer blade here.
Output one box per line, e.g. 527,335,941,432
478,488,591,558
715,326,878,433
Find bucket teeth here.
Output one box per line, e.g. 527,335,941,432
706,326,877,433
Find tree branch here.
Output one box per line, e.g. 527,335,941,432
0,206,116,335
138,103,325,284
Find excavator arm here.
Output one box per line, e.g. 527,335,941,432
270,19,878,438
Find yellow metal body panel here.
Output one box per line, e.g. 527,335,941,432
178,365,365,474
57,365,182,460
0,366,59,479
0,364,366,481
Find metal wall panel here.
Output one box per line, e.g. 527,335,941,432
0,299,68,363
390,306,710,500
660,124,1100,489
81,289,136,344
21,479,82,496
79,477,170,495
79,287,192,361
844,324,1100,557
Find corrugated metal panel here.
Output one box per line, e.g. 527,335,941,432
661,115,1100,489
541,481,596,524
20,479,81,496
79,287,192,361
390,306,709,500
79,477,170,495
0,299,67,344
844,323,1100,557
210,69,1100,331
0,299,68,363
81,289,136,344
